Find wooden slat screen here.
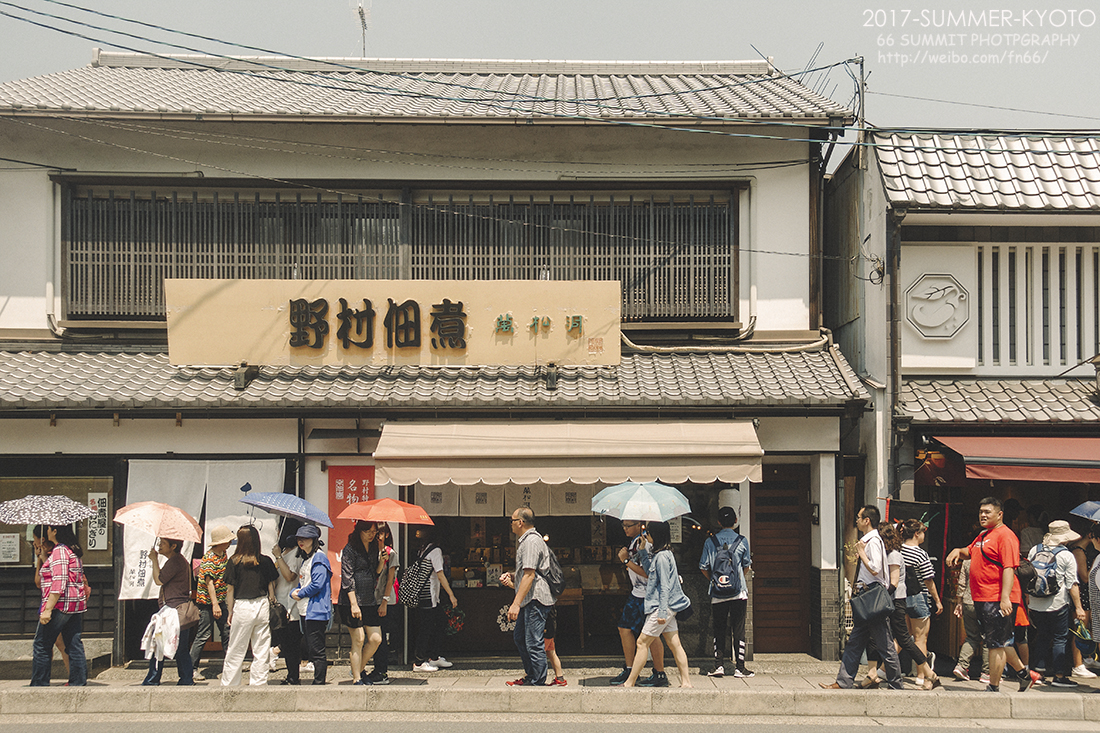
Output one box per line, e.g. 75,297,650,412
64,187,737,321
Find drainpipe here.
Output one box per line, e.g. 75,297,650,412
887,206,907,498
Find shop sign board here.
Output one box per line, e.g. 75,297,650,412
165,279,621,367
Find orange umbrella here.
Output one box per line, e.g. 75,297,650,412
114,500,203,542
337,498,434,525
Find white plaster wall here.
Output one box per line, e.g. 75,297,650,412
0,417,297,453
756,416,839,453
811,452,837,570
0,169,54,330
0,119,814,333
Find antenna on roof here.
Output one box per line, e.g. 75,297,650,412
356,2,371,58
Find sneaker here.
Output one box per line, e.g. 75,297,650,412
609,667,630,686
637,671,669,687
430,657,454,669
984,684,1000,692
1084,658,1100,671
979,673,990,684
952,665,969,681
366,670,390,685
548,676,568,686
352,678,373,685
506,677,531,686
303,662,315,673
1052,676,1079,688
733,667,755,678
1019,668,1041,692
707,665,725,678
412,662,439,673
1073,664,1098,678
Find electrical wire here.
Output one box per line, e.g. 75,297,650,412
868,90,1100,124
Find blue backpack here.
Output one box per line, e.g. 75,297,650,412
1027,545,1065,598
708,535,745,598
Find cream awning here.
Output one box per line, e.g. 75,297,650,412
373,420,763,486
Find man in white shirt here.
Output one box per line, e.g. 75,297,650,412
1027,520,1086,688
822,504,903,689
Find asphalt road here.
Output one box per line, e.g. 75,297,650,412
3,715,1100,733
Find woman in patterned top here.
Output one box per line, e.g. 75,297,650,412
901,519,944,682
30,524,88,686
188,525,234,680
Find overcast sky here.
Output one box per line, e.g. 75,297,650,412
1,0,1098,133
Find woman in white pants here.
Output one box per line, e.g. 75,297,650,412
221,526,280,686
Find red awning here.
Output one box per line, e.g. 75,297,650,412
934,436,1100,484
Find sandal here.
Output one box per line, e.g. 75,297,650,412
922,675,942,691
857,675,880,689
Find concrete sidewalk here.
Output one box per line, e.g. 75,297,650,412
2,656,1099,720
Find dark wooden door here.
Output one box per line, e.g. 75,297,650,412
750,464,812,653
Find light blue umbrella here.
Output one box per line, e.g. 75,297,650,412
591,481,691,522
1070,501,1100,523
239,490,333,528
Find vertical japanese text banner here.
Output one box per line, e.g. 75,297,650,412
328,466,375,601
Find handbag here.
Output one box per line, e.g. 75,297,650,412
177,600,201,630
850,538,893,624
399,545,435,608
850,581,893,624
269,599,289,631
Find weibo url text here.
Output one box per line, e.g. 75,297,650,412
878,49,1050,66
864,9,1096,28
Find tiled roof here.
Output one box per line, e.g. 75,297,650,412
901,378,1100,424
0,52,852,122
873,131,1100,211
0,348,868,412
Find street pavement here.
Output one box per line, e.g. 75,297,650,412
2,655,1098,720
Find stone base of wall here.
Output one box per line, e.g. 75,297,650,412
811,567,842,662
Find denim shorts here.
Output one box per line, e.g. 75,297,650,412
905,593,931,619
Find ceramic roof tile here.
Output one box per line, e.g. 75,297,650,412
901,378,1100,424
874,131,1100,211
0,53,852,123
0,348,867,412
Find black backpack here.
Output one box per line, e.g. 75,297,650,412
904,563,924,596
542,546,565,599
399,544,435,608
707,535,745,598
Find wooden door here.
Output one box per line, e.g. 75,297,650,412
750,464,812,653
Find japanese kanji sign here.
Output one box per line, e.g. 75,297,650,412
165,279,621,367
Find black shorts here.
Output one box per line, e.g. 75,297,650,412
339,604,383,628
618,594,646,637
976,601,1016,649
544,605,558,640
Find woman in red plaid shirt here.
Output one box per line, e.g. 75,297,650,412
30,524,88,686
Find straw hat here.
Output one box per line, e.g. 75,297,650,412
1043,520,1080,547
209,525,235,546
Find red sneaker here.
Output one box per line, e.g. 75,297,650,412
548,676,567,686
506,678,530,686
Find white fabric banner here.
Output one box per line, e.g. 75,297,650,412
205,460,285,555
459,485,505,517
120,460,207,600
417,484,459,517
504,484,550,518
549,483,596,516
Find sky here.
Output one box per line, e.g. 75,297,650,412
0,0,1098,133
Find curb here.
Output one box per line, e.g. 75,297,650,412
1,685,1097,719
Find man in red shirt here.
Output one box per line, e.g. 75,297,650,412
947,497,1040,692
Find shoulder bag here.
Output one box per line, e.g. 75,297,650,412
850,538,893,624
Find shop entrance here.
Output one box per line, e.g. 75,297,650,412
750,464,812,653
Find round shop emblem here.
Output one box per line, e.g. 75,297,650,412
905,274,969,339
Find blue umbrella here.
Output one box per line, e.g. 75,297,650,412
591,481,691,522
239,491,333,528
1070,501,1100,523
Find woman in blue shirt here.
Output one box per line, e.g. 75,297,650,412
622,521,693,688
290,524,332,685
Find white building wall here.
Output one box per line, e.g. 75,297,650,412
0,120,814,333
0,417,298,454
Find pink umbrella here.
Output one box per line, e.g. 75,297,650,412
114,500,203,542
337,498,434,525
